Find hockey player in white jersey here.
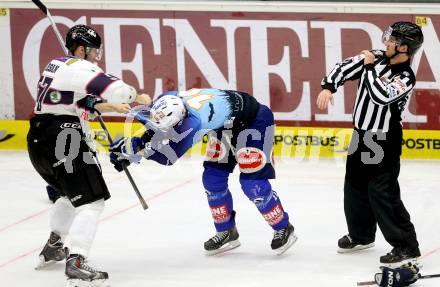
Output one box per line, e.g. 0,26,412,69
27,24,151,287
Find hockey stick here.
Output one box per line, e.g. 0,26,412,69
357,273,440,286
356,281,378,286
31,0,148,210
96,113,148,210
31,0,69,55
420,273,440,279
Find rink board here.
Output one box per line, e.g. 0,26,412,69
1,5,439,132
1,120,439,159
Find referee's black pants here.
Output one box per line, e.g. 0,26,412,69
344,128,419,251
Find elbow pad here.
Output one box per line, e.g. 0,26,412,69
101,80,136,104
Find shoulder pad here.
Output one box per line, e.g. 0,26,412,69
65,58,80,66
73,59,103,73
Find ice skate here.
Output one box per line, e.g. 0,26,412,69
65,254,109,287
204,226,240,256
271,223,297,255
337,234,375,254
380,247,421,267
35,232,68,270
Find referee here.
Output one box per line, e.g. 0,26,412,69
316,22,424,265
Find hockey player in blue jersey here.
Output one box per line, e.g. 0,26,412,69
110,88,297,255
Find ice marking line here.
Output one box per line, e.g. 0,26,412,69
0,246,42,269
0,173,127,234
100,177,196,222
0,177,196,270
421,247,440,259
0,207,51,234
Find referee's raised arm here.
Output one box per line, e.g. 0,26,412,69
317,51,366,111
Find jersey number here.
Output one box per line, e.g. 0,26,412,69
186,93,213,110
36,76,54,111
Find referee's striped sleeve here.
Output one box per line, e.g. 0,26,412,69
321,54,365,92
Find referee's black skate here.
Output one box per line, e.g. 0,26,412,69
337,234,375,253
204,226,240,256
380,247,421,267
65,254,109,287
271,223,297,255
35,232,67,270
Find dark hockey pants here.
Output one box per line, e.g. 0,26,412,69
344,128,419,251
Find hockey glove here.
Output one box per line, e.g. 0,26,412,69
109,137,143,172
375,263,420,287
109,138,129,172
77,95,103,113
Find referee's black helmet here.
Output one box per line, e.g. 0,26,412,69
389,22,424,55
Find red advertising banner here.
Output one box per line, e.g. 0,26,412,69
10,9,440,129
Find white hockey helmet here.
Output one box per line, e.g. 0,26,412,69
149,94,186,131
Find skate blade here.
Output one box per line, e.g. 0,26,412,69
274,233,298,256
337,243,375,254
66,279,109,287
205,239,241,256
35,255,56,270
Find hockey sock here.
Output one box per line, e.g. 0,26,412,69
240,179,289,230
50,196,76,241
69,199,105,257
203,167,235,232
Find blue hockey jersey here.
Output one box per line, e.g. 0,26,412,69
141,88,260,165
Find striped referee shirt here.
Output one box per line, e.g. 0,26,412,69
321,50,416,132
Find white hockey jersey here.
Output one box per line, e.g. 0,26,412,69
34,56,136,117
